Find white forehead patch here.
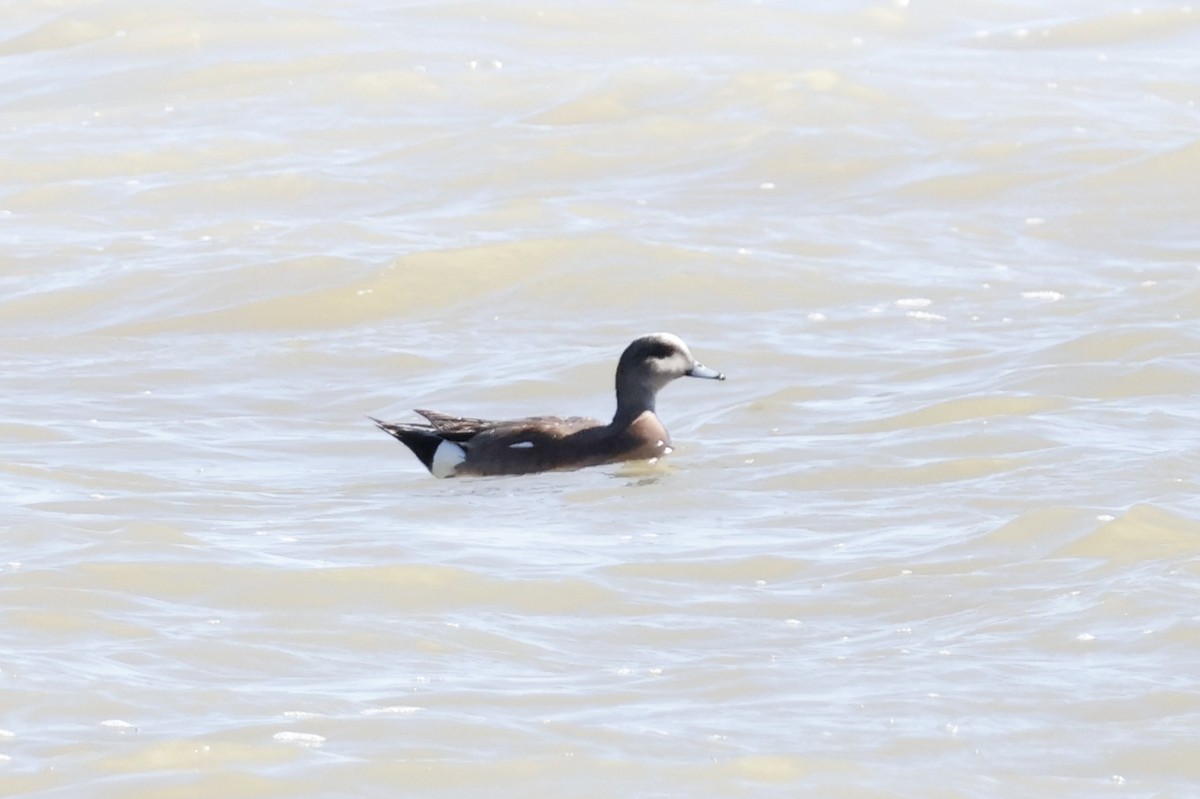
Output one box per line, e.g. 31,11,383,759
509,441,534,449
648,331,687,350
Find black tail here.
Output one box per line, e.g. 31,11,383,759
369,416,443,474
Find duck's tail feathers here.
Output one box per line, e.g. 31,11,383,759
369,416,464,477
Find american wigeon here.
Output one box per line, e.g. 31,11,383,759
371,332,725,477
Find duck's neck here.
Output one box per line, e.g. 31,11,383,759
613,384,657,427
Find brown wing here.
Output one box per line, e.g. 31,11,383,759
415,409,602,442
455,415,611,476
414,409,493,440
493,415,603,438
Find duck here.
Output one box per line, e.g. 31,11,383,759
371,332,725,477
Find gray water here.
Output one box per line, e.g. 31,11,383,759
3,1,1200,796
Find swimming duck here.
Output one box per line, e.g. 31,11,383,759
371,332,725,477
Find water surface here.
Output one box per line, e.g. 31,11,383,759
2,1,1200,796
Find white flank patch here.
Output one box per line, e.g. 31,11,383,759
509,441,534,449
431,440,466,478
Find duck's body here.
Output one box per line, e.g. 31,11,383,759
371,333,724,478
372,408,672,478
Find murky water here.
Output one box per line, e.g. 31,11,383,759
3,1,1200,796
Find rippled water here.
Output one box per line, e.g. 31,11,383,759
3,0,1200,796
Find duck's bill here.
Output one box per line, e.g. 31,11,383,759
687,362,726,380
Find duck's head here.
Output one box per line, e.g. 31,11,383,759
615,332,725,402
